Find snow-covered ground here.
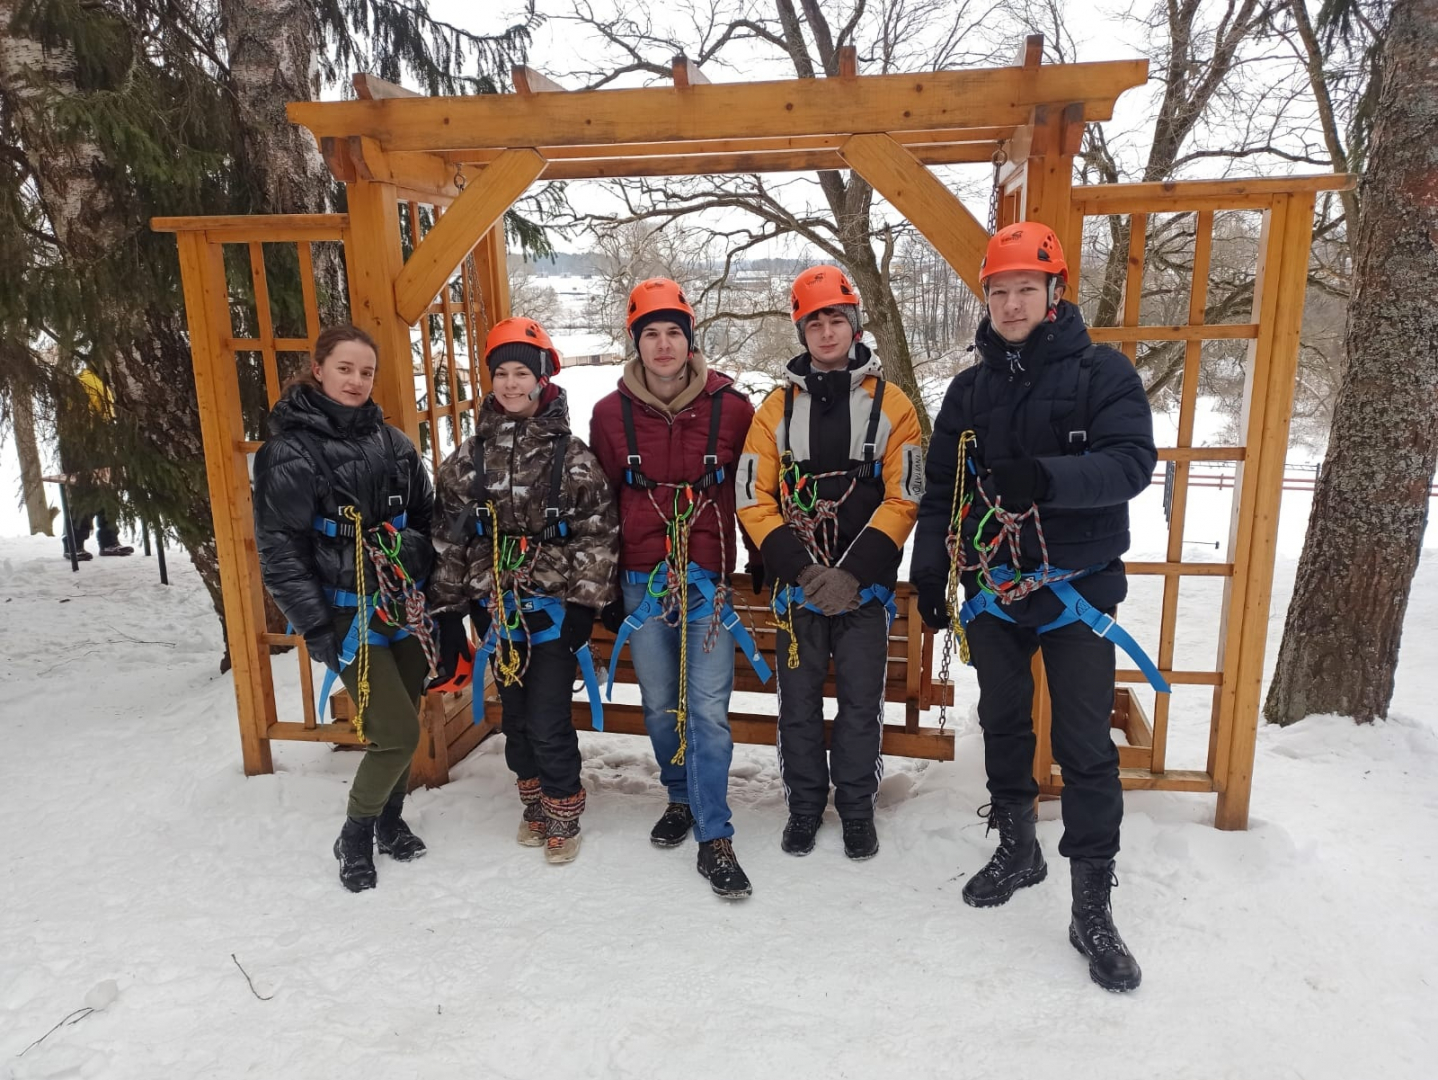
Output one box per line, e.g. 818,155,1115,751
3,366,1438,1078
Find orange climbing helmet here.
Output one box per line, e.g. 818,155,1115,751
790,265,860,325
979,222,1069,286
484,316,561,379
626,278,696,351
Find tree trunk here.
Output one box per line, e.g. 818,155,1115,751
1263,0,1438,726
220,0,328,213
0,1,229,634
11,390,55,535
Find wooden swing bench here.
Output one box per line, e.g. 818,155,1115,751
330,574,959,784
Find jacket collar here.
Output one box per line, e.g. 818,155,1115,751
973,300,1093,376
478,382,571,438
268,382,385,440
620,353,711,416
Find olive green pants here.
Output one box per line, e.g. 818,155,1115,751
332,611,429,818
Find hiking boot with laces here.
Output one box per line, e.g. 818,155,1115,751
962,801,1047,908
650,802,695,848
781,813,822,855
1069,857,1142,992
697,838,752,899
841,817,879,860
333,815,378,892
374,792,427,861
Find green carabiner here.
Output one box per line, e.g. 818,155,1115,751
646,561,669,598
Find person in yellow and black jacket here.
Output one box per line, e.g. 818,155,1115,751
736,266,923,861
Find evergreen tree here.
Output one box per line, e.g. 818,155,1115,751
0,0,542,655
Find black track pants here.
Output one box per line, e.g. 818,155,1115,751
496,638,583,799
775,603,889,820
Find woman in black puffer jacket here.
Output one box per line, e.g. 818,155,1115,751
253,325,435,893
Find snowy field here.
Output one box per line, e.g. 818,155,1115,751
3,365,1438,1078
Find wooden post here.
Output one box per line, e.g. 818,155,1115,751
1214,193,1315,830
1019,106,1079,261
468,222,511,399
176,232,276,775
345,180,420,440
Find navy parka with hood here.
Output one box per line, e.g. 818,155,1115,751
912,300,1156,621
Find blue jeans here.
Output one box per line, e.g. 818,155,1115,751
622,579,736,842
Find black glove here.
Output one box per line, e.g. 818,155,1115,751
304,628,342,674
745,560,766,596
468,599,492,643
432,612,474,685
561,604,597,652
988,457,1050,507
916,582,950,631
600,599,626,635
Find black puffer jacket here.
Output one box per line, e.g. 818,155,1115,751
253,383,435,636
912,301,1156,618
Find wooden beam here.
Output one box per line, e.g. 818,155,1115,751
176,232,275,775
839,133,990,297
152,214,347,236
441,128,1019,165
352,73,420,100
512,65,566,95
1060,102,1085,154
1016,33,1044,68
287,60,1151,152
837,46,858,78
1072,173,1356,212
320,137,358,184
357,143,469,203
393,148,544,325
536,141,1003,180
345,182,419,435
1215,193,1317,831
672,54,710,87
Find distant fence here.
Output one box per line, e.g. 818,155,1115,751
1155,460,1438,497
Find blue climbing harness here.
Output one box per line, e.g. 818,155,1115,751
607,563,773,698
308,581,415,717
473,591,605,731
958,565,1171,693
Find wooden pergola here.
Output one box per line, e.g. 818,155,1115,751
155,41,1351,830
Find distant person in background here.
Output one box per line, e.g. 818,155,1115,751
58,369,132,560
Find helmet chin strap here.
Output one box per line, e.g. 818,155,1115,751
1046,275,1061,321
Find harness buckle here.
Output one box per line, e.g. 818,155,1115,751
703,454,718,466
545,506,560,521
1091,612,1116,639
387,494,404,510
861,441,876,459
626,454,642,467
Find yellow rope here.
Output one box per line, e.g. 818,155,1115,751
946,431,978,665
771,588,800,670
667,509,691,766
487,499,523,687
341,506,371,743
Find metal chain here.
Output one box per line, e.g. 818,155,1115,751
987,143,1009,234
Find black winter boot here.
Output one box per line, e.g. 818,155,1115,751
333,816,378,892
697,838,753,899
650,802,695,848
375,792,427,861
963,802,1047,908
1069,858,1142,992
781,813,822,855
841,818,879,861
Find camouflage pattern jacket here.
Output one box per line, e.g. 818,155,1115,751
429,385,619,615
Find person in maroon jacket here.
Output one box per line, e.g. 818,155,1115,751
590,278,763,900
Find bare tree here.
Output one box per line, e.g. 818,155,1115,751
558,0,1006,437
1264,0,1436,726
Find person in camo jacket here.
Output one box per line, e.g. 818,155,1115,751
428,317,619,864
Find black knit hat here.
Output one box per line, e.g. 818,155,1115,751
631,308,694,353
486,341,547,379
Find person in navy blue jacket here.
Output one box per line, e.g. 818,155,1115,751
912,222,1156,993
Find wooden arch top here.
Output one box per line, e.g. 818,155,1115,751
288,48,1150,325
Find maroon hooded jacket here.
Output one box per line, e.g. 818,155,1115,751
590,360,759,577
